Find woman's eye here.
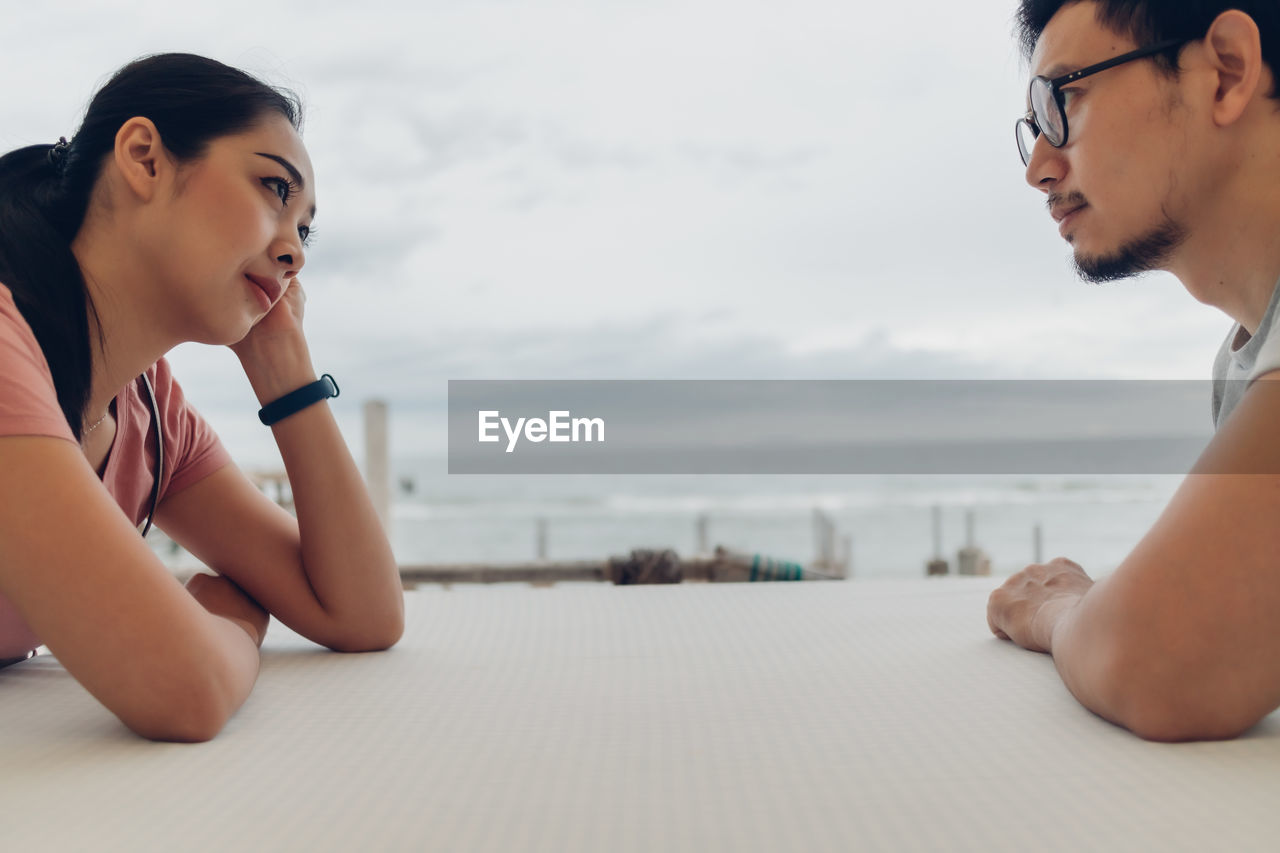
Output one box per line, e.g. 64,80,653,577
262,176,297,206
299,224,315,247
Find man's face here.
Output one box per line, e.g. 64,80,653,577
1025,1,1193,282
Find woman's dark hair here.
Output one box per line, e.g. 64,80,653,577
1015,1,1279,101
0,53,302,438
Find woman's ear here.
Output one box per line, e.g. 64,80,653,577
111,117,170,202
1202,9,1264,128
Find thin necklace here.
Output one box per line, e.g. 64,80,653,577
82,408,111,438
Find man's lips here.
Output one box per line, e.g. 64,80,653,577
244,273,283,305
1051,202,1086,224
1053,203,1087,238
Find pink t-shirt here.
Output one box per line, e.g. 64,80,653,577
0,283,232,658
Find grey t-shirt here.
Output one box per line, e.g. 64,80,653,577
1212,276,1280,429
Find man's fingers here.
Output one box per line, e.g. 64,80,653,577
987,591,1005,636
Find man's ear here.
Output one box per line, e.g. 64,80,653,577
1203,10,1264,127
111,117,170,202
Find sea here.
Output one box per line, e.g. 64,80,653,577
378,461,1184,579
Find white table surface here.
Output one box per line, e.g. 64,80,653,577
2,578,1278,852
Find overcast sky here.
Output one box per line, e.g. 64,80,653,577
3,0,1233,466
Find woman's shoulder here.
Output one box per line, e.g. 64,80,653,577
0,279,46,356
0,280,30,330
0,279,74,443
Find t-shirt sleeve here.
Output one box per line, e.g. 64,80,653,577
1246,283,1280,382
1249,330,1280,382
0,284,76,444
149,359,233,499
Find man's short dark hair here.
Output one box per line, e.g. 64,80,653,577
1016,1,1279,100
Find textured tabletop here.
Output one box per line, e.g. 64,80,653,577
2,578,1279,852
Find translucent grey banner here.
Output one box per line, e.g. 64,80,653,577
446,380,1260,474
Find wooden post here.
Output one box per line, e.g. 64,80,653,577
696,514,709,555
813,509,837,572
926,505,948,576
932,505,942,559
957,508,991,576
536,517,548,561
364,400,390,534
826,515,837,571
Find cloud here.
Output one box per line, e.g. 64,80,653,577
4,0,1237,468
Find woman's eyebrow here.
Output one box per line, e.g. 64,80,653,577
255,152,317,218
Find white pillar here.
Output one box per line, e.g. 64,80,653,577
364,400,390,534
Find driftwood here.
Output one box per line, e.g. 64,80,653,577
399,546,845,587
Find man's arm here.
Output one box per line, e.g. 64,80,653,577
989,377,1280,742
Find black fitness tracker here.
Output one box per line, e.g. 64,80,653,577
258,374,340,426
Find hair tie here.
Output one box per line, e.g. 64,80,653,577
48,136,70,173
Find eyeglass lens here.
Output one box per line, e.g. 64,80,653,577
1030,78,1065,145
1017,77,1067,166
1016,120,1038,166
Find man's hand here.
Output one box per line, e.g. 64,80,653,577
987,557,1094,653
186,573,269,648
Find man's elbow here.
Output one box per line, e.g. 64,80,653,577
1123,703,1261,743
1107,650,1269,742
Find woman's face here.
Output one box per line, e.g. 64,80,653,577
148,113,316,345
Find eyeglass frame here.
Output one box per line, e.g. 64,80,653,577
1016,37,1188,166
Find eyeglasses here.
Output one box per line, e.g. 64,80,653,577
1016,38,1186,166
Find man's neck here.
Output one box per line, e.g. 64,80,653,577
1169,141,1280,336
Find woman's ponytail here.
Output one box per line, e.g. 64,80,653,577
0,139,97,438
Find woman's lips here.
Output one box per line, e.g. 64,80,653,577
244,273,282,308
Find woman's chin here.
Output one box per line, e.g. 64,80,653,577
192,320,254,348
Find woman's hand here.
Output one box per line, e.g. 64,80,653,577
231,277,307,362
229,278,318,405
186,573,269,648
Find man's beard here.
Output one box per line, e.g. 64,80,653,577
1072,216,1187,283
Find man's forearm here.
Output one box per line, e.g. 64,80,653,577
1044,579,1131,729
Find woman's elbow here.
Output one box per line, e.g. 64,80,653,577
118,680,235,743
126,711,227,743
322,609,404,653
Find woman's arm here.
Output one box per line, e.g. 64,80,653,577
155,415,405,652
0,436,260,741
187,572,269,648
154,279,403,652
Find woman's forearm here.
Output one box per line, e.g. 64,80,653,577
269,401,404,648
120,612,260,743
238,343,403,650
